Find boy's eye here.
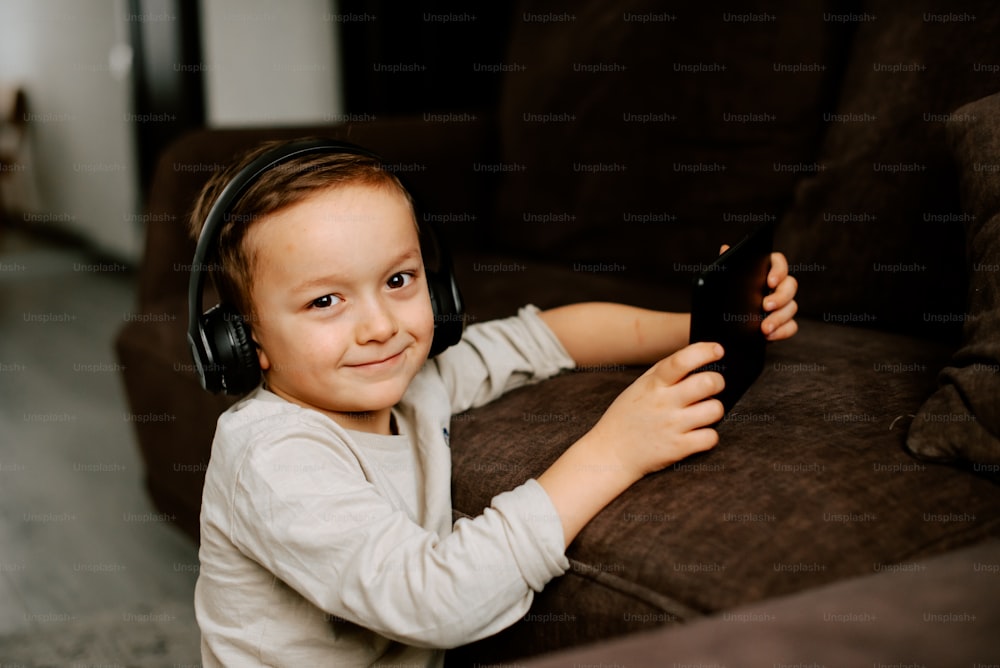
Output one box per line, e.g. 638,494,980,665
310,294,341,309
387,272,414,289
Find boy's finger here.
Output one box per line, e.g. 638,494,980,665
719,244,730,255
653,342,725,385
674,372,725,407
766,318,799,341
763,296,798,329
768,251,789,288
678,426,721,456
679,397,726,431
764,275,798,311
763,299,798,335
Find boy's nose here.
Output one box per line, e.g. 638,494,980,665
354,295,398,344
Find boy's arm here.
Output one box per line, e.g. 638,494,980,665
431,306,577,416
537,251,799,366
227,432,569,648
537,303,690,367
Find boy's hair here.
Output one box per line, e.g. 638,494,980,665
188,139,415,323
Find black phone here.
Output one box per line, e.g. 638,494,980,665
688,221,775,413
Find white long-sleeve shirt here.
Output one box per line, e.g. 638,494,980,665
195,305,575,667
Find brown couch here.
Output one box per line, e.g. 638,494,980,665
116,0,1000,662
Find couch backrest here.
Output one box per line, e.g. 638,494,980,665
489,0,997,339
777,0,998,340
491,1,852,279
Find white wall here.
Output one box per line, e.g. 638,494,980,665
0,0,343,260
0,0,141,261
200,0,343,127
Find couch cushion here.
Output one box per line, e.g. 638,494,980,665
491,1,849,287
906,92,1000,471
448,318,1000,661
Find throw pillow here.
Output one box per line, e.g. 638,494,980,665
906,92,1000,472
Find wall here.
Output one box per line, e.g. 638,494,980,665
200,0,343,127
0,0,141,261
0,0,344,261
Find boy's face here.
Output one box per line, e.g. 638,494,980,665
246,182,434,434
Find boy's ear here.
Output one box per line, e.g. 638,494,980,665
252,332,270,371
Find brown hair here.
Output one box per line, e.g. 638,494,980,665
188,139,414,322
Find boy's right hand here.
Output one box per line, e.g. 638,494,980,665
583,341,726,481
537,341,725,548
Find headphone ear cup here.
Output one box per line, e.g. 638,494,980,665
202,305,260,394
427,269,464,357
419,221,464,357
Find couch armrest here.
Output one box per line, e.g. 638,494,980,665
521,540,1000,667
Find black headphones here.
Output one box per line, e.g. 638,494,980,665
187,137,464,395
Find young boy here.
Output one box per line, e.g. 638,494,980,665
191,140,798,666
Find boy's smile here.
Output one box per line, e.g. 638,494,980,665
246,182,434,434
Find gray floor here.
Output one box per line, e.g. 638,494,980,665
0,229,200,656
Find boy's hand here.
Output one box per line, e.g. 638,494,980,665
762,250,799,341
584,341,726,479
537,341,725,546
720,245,799,341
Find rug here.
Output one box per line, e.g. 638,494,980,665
0,602,201,667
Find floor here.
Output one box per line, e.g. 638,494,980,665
0,228,200,652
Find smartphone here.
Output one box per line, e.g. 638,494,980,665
688,221,775,413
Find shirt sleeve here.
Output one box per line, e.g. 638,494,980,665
430,304,576,415
229,427,569,649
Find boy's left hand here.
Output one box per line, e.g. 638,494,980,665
762,251,798,341
721,245,799,341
